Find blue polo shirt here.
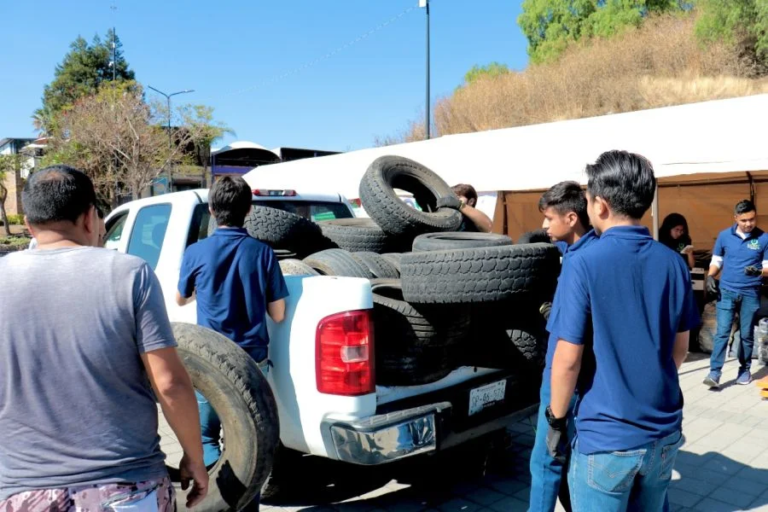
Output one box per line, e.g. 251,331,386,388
543,230,599,383
713,225,768,296
548,226,699,454
178,228,289,358
554,240,569,255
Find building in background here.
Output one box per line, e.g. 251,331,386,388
211,141,339,180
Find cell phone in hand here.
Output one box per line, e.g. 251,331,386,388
680,245,694,254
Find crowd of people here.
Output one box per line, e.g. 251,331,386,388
0,151,765,512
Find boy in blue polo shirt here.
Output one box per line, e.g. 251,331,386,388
529,181,597,512
704,199,768,388
177,176,289,510
547,151,699,511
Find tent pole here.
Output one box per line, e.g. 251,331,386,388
652,184,660,241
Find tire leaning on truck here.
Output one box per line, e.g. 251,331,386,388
170,323,279,512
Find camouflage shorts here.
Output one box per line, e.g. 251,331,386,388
0,476,174,512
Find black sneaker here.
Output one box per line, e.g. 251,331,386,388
703,373,720,389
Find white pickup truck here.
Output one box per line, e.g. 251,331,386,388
105,188,539,507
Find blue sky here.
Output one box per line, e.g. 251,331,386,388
0,0,529,151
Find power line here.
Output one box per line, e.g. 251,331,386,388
231,2,421,96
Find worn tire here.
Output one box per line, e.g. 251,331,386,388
319,218,406,253
243,207,330,257
377,346,454,386
698,301,716,353
381,253,403,273
303,249,373,278
412,232,513,252
359,156,462,237
351,252,400,279
170,323,279,512
279,258,320,276
371,280,469,385
516,229,551,245
400,244,561,304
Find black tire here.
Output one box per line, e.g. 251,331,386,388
259,444,305,502
377,346,454,386
412,232,513,252
517,229,552,245
279,258,320,276
381,253,403,273
371,280,469,385
244,207,330,257
303,249,373,278
400,243,561,305
350,251,400,279
319,218,406,253
358,156,462,237
170,323,279,512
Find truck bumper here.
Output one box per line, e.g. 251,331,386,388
322,369,539,465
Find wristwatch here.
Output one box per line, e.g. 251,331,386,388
545,405,568,431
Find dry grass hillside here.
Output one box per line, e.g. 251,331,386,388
380,15,768,143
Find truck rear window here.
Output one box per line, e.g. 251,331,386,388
257,201,353,222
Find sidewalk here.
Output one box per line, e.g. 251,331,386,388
160,354,768,512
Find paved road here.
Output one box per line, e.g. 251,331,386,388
160,354,768,512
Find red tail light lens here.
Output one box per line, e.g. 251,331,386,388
316,310,375,396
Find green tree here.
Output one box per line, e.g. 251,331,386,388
178,105,235,186
464,62,511,85
37,29,135,121
518,0,684,63
696,0,768,75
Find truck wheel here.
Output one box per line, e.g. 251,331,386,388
319,218,406,253
259,445,304,502
279,259,320,276
517,229,552,244
400,244,561,304
244,207,330,257
303,249,373,278
350,251,400,279
412,232,513,252
170,323,279,512
359,156,462,237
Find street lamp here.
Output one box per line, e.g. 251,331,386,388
147,86,194,193
420,0,431,140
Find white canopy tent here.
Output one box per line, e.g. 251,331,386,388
244,94,768,200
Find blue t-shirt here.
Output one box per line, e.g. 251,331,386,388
179,228,289,357
543,230,599,382
713,225,768,296
548,226,699,454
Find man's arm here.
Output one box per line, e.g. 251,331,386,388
141,347,208,507
550,341,584,418
268,298,286,323
176,290,196,307
460,204,493,233
673,331,689,369
709,234,724,277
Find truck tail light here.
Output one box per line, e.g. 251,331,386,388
316,310,375,396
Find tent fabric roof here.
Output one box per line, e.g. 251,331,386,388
212,141,279,157
244,95,768,199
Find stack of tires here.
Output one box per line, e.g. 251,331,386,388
229,155,562,386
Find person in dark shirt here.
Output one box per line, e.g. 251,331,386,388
548,151,699,511
660,213,695,269
177,176,289,510
704,200,768,388
529,181,597,512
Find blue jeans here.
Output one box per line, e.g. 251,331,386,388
711,289,760,377
568,431,684,512
529,374,576,512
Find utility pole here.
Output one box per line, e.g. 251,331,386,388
110,3,117,81
147,87,194,193
421,0,431,140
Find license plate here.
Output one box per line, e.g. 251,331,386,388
469,380,507,416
